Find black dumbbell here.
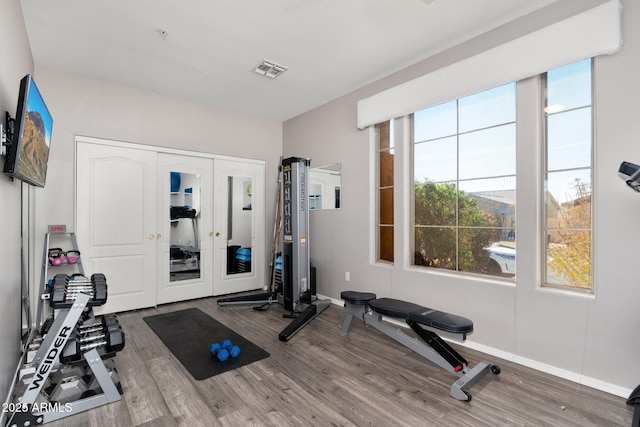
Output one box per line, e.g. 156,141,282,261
87,273,108,306
49,374,88,404
52,274,68,285
104,326,125,353
101,313,119,329
60,327,125,364
77,314,117,334
49,274,69,306
93,282,107,306
50,274,74,306
41,316,54,335
91,273,106,283
49,273,108,307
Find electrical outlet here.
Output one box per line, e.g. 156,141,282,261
345,271,350,281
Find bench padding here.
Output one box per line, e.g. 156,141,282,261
340,291,377,304
368,298,473,334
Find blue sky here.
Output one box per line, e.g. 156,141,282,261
412,59,592,204
26,78,53,147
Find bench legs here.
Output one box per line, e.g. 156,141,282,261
450,360,494,401
339,297,500,402
339,300,367,336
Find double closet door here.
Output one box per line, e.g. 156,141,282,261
76,138,265,314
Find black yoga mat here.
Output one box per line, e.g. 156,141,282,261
143,308,270,380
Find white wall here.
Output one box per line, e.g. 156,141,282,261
0,0,34,410
33,66,282,231
23,69,282,356
283,0,640,397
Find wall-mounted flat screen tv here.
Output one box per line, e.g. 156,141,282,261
3,74,53,187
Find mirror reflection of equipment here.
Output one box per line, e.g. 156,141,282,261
309,163,341,210
226,176,253,275
169,171,201,282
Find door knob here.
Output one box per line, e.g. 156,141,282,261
148,234,154,240
157,234,161,239
215,232,220,237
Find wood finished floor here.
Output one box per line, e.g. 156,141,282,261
46,295,634,427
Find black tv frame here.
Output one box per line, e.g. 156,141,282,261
3,74,53,188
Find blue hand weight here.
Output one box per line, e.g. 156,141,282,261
222,339,233,349
229,345,240,358
210,343,222,356
217,348,230,362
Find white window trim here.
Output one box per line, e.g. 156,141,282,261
541,62,596,293
369,125,381,265
372,71,596,294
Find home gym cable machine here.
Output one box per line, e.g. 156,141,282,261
218,157,330,341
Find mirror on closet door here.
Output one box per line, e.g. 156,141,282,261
169,171,202,282
309,163,341,210
226,176,253,275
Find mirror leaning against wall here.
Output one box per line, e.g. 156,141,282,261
309,163,341,210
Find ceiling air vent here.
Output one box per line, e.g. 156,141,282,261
253,60,288,79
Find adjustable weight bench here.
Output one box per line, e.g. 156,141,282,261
339,291,500,402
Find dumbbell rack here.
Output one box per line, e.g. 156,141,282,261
5,228,125,427
7,293,122,426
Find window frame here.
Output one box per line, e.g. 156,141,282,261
372,59,596,295
376,120,394,264
541,59,595,293
410,84,517,280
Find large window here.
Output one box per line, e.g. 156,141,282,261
543,59,593,291
377,120,394,262
412,84,516,278
374,59,594,290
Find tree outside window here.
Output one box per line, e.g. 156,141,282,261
544,58,593,291
413,84,516,278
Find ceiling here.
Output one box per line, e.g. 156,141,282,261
20,0,558,122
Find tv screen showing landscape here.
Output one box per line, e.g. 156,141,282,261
7,75,53,187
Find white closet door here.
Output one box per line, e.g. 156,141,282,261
157,153,213,304
213,159,265,295
76,141,158,313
